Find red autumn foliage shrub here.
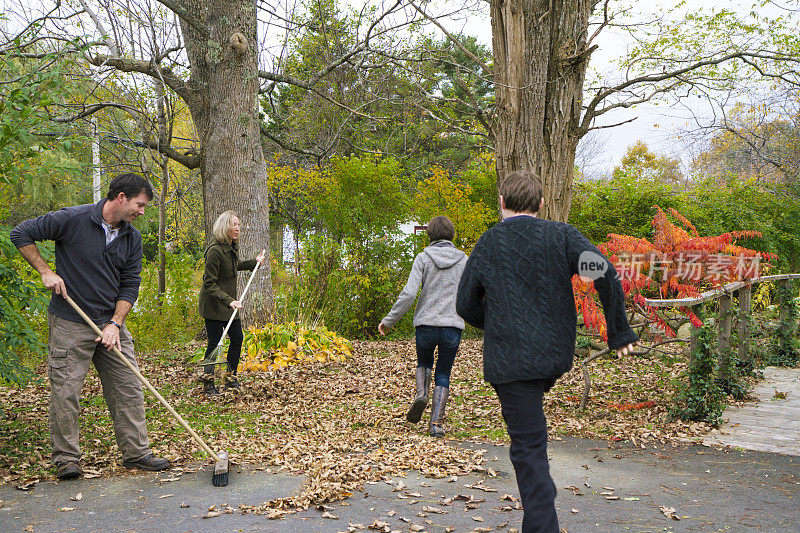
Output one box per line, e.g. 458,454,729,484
574,206,777,341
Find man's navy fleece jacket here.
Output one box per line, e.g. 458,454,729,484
10,200,143,325
456,215,638,385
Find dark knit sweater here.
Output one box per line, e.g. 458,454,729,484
456,216,638,385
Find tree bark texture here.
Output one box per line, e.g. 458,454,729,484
180,0,274,321
490,0,593,222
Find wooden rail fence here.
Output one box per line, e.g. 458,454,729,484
578,274,800,410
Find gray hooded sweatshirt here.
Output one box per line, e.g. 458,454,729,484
381,240,467,330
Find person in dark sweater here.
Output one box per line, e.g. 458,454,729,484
456,170,638,533
198,210,265,395
11,173,171,480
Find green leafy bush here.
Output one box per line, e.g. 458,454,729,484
568,172,682,243
126,252,203,351
569,174,800,273
0,228,49,385
671,320,726,426
281,234,415,339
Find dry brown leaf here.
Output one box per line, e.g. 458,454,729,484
659,506,680,520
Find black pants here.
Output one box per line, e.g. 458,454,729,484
493,380,559,533
203,318,243,375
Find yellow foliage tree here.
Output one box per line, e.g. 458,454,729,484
414,166,495,253
266,156,326,261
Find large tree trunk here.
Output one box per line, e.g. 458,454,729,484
181,0,274,322
490,0,593,222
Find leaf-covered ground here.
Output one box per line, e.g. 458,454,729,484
0,339,714,513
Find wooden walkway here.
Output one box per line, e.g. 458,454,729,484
702,366,800,456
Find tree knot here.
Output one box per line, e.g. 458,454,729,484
229,32,248,56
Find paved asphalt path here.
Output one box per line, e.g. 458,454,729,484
1,437,798,532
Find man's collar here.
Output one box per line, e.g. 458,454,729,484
93,199,129,232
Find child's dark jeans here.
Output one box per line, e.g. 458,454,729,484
493,379,560,533
414,326,462,387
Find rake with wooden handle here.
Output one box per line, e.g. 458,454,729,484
199,250,265,367
62,292,230,487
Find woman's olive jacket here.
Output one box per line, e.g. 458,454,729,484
198,240,257,321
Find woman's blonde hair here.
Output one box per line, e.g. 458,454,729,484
212,210,239,243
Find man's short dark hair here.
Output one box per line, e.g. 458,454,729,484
499,170,543,214
427,215,455,242
107,173,154,201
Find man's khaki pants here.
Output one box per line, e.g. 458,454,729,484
47,312,151,465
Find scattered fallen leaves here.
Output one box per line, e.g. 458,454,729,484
660,506,680,520
0,338,716,517
59,507,75,512
15,480,38,491
70,493,82,501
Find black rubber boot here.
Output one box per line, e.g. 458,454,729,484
203,380,220,396
406,367,432,423
429,385,449,438
225,373,240,390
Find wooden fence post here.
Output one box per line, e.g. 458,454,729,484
737,284,752,363
778,279,793,356
716,294,733,385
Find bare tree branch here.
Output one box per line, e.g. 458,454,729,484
153,0,209,38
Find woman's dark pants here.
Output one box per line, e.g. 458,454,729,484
492,379,559,533
414,326,461,387
203,318,243,374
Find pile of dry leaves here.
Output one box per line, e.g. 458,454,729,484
0,338,713,515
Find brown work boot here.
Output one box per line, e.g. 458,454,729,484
122,454,171,471
56,461,83,480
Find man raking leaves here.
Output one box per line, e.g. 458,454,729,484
10,173,171,480
11,173,231,487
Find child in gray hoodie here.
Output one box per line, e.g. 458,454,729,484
379,216,467,437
